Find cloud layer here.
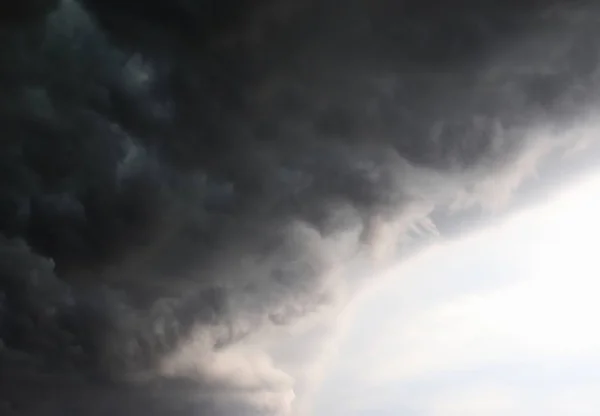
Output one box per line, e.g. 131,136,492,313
1,1,600,414
314,175,600,415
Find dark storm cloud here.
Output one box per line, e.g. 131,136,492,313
1,0,600,414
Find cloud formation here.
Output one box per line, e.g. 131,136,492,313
313,175,600,415
1,0,600,414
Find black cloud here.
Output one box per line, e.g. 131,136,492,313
1,0,600,414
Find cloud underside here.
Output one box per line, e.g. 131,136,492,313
1,0,600,414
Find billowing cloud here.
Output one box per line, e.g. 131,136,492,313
2,0,600,414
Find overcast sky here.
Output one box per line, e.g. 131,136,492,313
312,170,600,415
4,2,600,415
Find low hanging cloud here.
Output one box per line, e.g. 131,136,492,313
2,0,600,415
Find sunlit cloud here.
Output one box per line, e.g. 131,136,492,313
315,172,600,415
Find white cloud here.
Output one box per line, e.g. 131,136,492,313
313,171,600,416
544,384,600,416
428,384,518,416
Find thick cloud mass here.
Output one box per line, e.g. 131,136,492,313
1,1,600,414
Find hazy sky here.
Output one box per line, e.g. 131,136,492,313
312,171,600,415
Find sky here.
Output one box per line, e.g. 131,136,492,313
313,171,600,415
3,1,600,415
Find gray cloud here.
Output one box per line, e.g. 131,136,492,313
1,0,600,414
